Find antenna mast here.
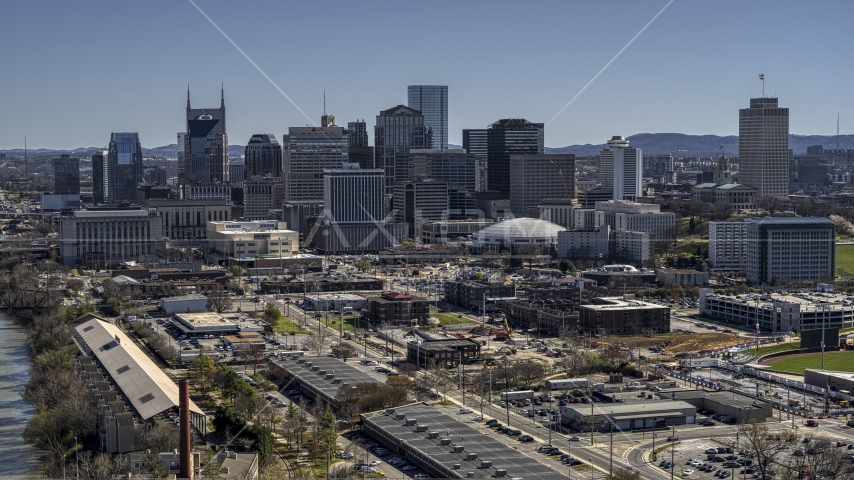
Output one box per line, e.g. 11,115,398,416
24,136,27,194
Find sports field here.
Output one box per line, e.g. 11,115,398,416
837,244,854,276
767,351,854,374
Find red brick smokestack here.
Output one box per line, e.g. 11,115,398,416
179,379,192,479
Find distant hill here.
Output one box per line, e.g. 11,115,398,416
3,133,853,158
548,133,854,157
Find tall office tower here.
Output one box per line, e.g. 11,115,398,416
315,164,406,254
408,85,448,149
347,120,369,147
323,163,384,223
509,154,575,218
393,180,449,238
408,149,478,218
184,87,229,184
176,132,186,184
486,119,544,198
244,134,282,179
229,163,245,188
346,120,374,170
244,175,284,221
143,166,168,186
599,136,642,201
107,132,143,204
283,124,348,202
642,154,674,181
92,149,108,204
375,106,427,195
739,97,789,199
462,129,488,191
53,154,80,195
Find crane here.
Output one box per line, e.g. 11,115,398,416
550,159,571,198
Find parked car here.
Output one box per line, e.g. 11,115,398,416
459,408,472,414
519,435,534,442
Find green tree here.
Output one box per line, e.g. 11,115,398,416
228,265,246,278
471,272,484,280
558,259,571,274
193,353,216,392
355,259,372,273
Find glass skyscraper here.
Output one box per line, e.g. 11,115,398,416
52,154,80,195
185,88,228,184
244,134,282,179
739,97,789,199
374,105,427,196
92,149,108,204
107,132,143,204
408,85,447,150
486,119,544,197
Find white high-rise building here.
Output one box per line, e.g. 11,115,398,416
599,136,642,201
738,97,789,199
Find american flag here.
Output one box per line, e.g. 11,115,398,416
719,144,723,149
759,74,764,80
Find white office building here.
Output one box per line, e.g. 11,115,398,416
599,136,643,201
708,221,750,269
59,208,165,268
557,226,610,259
615,230,652,266
206,220,298,259
594,200,675,240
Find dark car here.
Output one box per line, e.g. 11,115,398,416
519,435,534,442
546,448,563,456
497,426,510,434
486,419,499,426
717,447,727,454
508,429,521,436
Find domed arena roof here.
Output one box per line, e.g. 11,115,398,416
473,218,565,247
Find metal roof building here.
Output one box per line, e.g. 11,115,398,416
73,318,206,432
362,403,563,480
270,355,381,408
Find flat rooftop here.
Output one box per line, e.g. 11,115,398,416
562,399,695,417
175,312,232,327
663,389,769,409
161,293,208,303
305,294,366,301
363,404,561,480
582,296,667,311
704,291,854,313
272,355,380,400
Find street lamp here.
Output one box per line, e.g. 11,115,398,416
498,354,512,426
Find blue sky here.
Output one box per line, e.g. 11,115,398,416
1,0,852,150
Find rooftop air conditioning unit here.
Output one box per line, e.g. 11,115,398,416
404,419,417,426
453,464,461,470
416,425,428,432
467,453,478,460
428,432,438,439
385,409,395,415
396,414,406,420
453,445,464,453
495,469,507,477
480,461,492,469
440,438,451,445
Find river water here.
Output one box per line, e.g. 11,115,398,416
0,313,40,478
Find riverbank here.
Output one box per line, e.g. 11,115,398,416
0,312,40,478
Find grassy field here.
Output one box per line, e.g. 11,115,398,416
837,244,854,276
435,313,474,325
754,340,801,357
272,316,309,335
769,350,854,374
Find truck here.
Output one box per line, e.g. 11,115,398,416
679,358,719,368
500,390,535,402
545,378,589,391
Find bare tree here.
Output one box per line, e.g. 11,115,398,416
303,325,333,356
331,342,357,362
737,420,796,478
207,290,233,313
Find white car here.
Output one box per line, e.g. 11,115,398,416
459,408,473,414
683,469,694,476
414,474,429,479
473,415,484,421
369,460,382,467
402,465,417,471
359,466,376,473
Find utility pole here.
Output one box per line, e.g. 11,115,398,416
670,424,675,480
609,417,614,475
652,416,657,461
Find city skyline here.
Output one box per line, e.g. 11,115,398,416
1,1,853,150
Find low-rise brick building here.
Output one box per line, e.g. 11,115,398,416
443,281,516,312
578,295,670,334
366,292,430,325
504,300,579,335
407,338,481,369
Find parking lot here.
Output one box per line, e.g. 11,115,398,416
650,432,854,480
